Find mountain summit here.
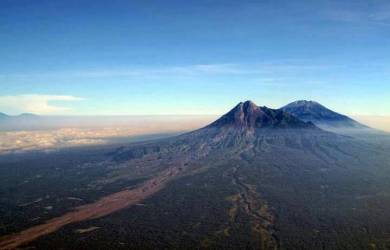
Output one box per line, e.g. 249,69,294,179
208,100,316,129
281,100,367,129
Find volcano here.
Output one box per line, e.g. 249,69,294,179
281,100,367,129
1,101,390,250
208,101,315,129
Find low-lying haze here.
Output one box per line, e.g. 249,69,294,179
1,114,389,155
353,115,390,132
0,116,214,154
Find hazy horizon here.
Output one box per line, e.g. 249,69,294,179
2,110,390,132
1,108,390,155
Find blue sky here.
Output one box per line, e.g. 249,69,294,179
0,0,390,115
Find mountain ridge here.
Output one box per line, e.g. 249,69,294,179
208,100,317,130
281,100,367,129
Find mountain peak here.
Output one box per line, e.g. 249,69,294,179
230,100,258,113
208,101,315,129
240,100,257,108
18,113,39,118
282,100,367,128
288,100,321,107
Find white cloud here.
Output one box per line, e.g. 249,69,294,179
0,94,83,114
0,62,334,79
324,6,390,27
61,64,254,77
0,118,214,154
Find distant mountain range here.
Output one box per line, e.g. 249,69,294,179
0,112,42,130
0,112,39,119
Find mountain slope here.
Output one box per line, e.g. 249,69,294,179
106,105,390,249
1,101,390,250
281,100,367,129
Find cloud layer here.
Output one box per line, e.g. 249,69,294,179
0,94,83,114
0,117,213,154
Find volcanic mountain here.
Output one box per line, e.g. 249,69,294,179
281,100,367,129
208,101,315,129
112,101,327,162
1,101,390,250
